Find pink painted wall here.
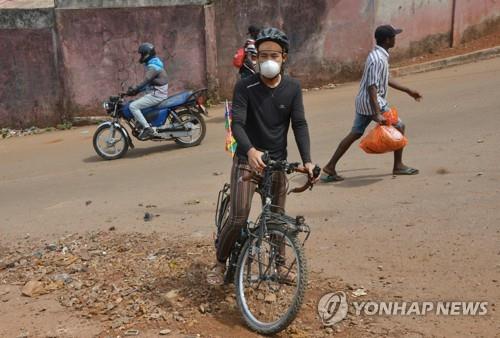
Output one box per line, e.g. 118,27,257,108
375,0,454,59
56,6,207,114
286,0,375,85
453,0,500,45
213,0,486,97
203,4,219,99
2,1,500,127
320,1,375,62
213,0,284,99
214,0,377,98
0,28,61,128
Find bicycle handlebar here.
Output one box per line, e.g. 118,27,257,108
288,165,321,194
242,151,321,194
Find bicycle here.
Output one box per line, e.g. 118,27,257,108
214,152,320,334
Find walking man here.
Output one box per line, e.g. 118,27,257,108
323,25,422,182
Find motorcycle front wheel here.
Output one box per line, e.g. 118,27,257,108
93,124,129,160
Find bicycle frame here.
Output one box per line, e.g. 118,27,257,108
215,155,318,285
216,154,320,334
244,165,312,284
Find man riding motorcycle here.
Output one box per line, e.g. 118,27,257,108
126,42,169,140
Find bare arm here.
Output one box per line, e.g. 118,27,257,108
389,79,422,101
368,85,386,124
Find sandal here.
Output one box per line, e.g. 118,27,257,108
275,258,297,285
277,269,297,285
321,173,344,182
321,167,344,182
206,263,225,286
393,167,419,175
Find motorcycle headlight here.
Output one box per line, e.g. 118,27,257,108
103,101,110,110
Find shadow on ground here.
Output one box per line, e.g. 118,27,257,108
317,167,392,188
83,143,181,163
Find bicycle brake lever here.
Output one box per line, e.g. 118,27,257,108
313,165,321,178
307,165,321,191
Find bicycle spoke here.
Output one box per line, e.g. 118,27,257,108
228,155,317,334
236,227,304,329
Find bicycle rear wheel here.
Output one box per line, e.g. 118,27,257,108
234,223,307,334
214,185,238,284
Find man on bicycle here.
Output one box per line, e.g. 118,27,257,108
208,27,317,286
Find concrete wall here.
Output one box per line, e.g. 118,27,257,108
214,0,377,98
0,8,61,128
0,1,54,9
54,0,208,9
453,0,500,45
214,0,500,98
375,0,454,60
203,4,219,100
56,5,207,115
1,0,500,127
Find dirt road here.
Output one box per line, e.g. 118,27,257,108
1,57,499,337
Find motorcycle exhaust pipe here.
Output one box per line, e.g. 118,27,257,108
157,126,187,133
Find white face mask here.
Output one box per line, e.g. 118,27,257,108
259,60,281,79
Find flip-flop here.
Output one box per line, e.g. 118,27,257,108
275,258,297,285
277,269,297,285
393,167,419,175
321,173,344,182
206,264,225,286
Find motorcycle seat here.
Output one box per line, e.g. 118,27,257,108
155,91,194,109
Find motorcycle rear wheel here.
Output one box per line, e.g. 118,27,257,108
173,110,206,147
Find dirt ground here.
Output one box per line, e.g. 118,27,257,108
1,56,499,337
392,30,500,67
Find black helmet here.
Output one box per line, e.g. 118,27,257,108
247,25,260,39
255,27,289,53
138,42,156,64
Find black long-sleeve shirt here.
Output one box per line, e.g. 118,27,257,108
232,73,311,164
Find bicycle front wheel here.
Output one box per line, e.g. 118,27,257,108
234,224,307,334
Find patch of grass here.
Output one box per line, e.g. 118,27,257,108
56,121,73,130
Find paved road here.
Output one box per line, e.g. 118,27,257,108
1,57,499,336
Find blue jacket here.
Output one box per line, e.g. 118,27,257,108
135,57,169,92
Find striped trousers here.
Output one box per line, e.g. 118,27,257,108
216,156,287,263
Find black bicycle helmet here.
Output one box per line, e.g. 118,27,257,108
138,42,156,64
255,27,289,53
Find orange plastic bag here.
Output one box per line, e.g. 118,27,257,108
359,107,408,154
383,106,399,125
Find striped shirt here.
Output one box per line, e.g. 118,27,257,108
355,45,389,115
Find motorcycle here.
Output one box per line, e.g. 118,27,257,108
93,88,208,160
